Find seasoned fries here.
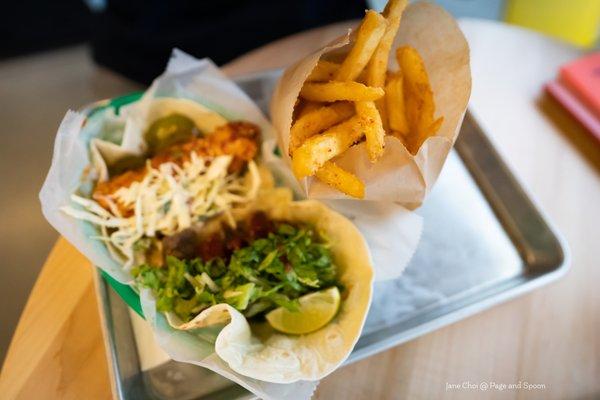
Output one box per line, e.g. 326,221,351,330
366,0,408,132
289,0,443,198
405,116,444,154
290,102,354,153
300,82,384,102
385,73,409,135
335,11,388,82
396,46,441,154
356,101,385,161
316,162,365,198
292,116,364,178
297,101,322,118
307,60,340,82
366,0,408,88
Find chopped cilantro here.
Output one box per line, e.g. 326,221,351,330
132,222,339,322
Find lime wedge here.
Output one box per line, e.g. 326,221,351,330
266,287,341,335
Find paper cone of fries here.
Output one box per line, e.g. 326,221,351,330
270,1,471,208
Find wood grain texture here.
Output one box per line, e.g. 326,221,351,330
2,18,600,400
0,238,111,400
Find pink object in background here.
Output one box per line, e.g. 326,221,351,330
560,52,600,117
545,53,600,144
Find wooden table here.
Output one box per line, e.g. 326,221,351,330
2,19,599,400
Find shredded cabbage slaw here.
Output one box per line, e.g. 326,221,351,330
62,154,260,269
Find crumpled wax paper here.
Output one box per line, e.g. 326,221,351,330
270,1,472,208
39,49,422,399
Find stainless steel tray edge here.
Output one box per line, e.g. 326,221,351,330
347,248,570,365
347,112,571,364
94,270,133,399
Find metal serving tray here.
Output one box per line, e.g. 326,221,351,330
95,70,569,400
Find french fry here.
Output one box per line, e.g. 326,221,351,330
383,0,409,20
385,72,409,135
426,116,444,136
366,0,408,129
388,130,406,141
378,100,389,132
335,10,388,82
289,102,354,153
355,101,385,162
405,116,444,154
300,81,385,102
292,116,364,179
315,161,365,199
397,46,436,154
366,0,408,88
307,60,340,82
297,101,323,119
397,46,434,132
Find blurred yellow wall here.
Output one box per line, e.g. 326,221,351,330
506,0,600,48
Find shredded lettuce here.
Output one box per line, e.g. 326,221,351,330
132,222,339,322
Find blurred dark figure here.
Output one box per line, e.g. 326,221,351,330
1,0,92,58
91,0,367,84
1,0,365,84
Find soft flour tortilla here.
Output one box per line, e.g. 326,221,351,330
158,187,374,384
270,1,471,207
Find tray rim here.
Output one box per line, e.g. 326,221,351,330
346,111,572,364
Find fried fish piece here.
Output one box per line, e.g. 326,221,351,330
93,121,260,215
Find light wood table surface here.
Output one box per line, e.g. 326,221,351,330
2,19,599,400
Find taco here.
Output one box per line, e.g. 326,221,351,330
62,97,263,270
137,188,373,383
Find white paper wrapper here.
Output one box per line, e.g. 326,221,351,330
39,49,421,399
270,1,472,208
